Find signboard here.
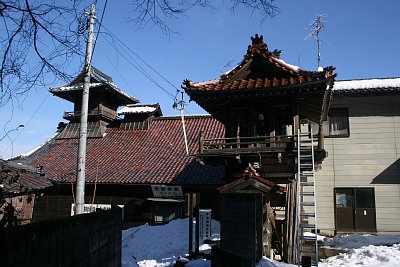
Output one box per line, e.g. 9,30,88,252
151,185,183,198
71,204,124,216
199,209,212,242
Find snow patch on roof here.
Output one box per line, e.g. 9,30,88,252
52,83,103,92
118,105,157,115
271,57,300,72
9,132,59,160
334,78,400,91
191,79,219,87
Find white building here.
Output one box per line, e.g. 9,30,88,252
316,77,400,235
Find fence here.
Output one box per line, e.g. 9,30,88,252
0,207,122,267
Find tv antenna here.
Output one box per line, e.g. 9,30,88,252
305,15,326,70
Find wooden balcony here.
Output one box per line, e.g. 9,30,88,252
63,108,116,121
199,134,296,156
198,132,326,162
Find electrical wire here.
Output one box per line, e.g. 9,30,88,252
105,54,137,97
103,25,182,93
91,0,108,62
101,26,183,94
100,32,176,99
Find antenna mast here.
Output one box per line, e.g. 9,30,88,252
173,92,189,155
305,15,326,70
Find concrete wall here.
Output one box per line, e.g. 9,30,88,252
0,208,122,267
315,95,400,235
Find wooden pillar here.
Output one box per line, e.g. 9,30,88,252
293,115,300,135
268,105,275,147
317,123,324,150
292,97,300,135
268,105,275,137
199,131,204,154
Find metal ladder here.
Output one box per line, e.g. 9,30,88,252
297,129,318,267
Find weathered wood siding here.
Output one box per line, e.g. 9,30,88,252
315,95,400,235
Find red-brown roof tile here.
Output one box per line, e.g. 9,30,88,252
12,116,226,185
183,34,335,93
1,161,53,197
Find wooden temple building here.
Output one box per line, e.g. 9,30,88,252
7,35,338,266
183,34,336,266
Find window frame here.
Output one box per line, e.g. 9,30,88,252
310,108,350,138
325,108,350,138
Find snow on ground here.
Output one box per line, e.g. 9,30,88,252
122,219,400,267
121,218,219,267
322,234,400,249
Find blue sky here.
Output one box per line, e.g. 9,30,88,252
1,0,399,159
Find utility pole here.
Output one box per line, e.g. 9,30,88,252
75,3,95,215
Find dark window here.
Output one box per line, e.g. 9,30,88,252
355,188,375,209
327,108,349,137
311,108,350,137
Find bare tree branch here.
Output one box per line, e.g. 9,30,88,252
0,0,85,107
0,0,279,108
126,0,278,34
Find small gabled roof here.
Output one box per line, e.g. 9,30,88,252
183,34,335,92
50,66,139,105
0,161,53,198
219,164,285,194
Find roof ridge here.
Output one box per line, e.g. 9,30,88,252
154,114,213,120
336,77,400,82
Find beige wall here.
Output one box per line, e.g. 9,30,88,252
315,95,400,235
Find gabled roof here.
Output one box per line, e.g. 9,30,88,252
50,66,139,105
218,164,285,194
333,77,400,95
0,161,53,198
183,34,336,124
183,34,335,92
11,115,226,185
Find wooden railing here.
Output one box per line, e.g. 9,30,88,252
198,131,323,155
63,108,115,120
199,132,296,154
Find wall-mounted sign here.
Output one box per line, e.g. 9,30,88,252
70,204,124,216
151,185,183,198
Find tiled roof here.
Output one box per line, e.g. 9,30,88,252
218,164,285,194
0,161,53,197
50,66,139,105
333,78,400,94
185,76,322,92
183,34,335,92
12,116,226,185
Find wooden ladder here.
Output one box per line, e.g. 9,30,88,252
297,129,319,267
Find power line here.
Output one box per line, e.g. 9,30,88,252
105,55,138,98
102,25,182,93
91,0,108,61
101,32,176,99
0,93,50,158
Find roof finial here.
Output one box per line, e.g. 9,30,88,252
247,34,268,55
251,34,264,45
